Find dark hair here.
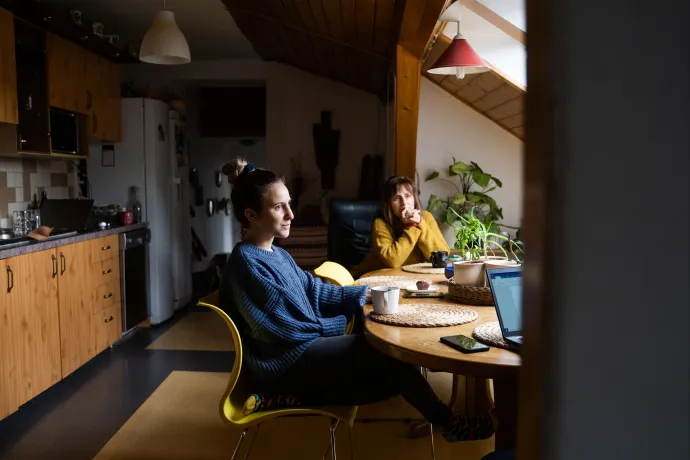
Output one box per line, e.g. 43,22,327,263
381,176,422,235
222,158,284,228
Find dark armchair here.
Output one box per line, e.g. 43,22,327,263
327,199,381,270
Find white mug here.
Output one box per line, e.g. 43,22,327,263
371,286,400,315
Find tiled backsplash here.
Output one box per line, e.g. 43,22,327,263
0,158,80,229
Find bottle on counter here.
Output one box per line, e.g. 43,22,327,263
129,186,143,224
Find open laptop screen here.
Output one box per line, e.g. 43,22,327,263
487,269,522,336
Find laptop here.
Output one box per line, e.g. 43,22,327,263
486,266,523,348
39,199,94,235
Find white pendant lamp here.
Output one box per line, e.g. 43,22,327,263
140,1,191,65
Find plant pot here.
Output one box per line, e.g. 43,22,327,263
452,261,485,287
484,259,520,270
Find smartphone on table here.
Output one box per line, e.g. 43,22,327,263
440,334,490,353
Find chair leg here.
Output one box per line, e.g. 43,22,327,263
243,425,261,460
348,425,354,460
323,419,340,460
231,428,248,460
429,423,436,460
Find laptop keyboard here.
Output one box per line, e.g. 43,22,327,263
511,336,523,344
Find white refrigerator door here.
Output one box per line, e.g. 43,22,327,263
144,99,174,325
169,111,193,310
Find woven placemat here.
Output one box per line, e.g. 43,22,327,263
369,304,478,328
401,262,446,275
472,321,515,350
354,275,417,288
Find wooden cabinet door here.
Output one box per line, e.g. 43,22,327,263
0,258,19,419
84,52,106,140
46,33,88,114
3,250,61,408
102,60,121,142
57,241,95,378
0,8,18,124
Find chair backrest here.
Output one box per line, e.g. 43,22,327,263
313,261,355,286
328,199,381,269
197,292,246,425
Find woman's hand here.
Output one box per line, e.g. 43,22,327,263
402,208,421,225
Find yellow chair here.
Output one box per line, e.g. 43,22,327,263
198,292,357,460
314,261,355,287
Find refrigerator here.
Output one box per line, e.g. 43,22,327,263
87,98,192,325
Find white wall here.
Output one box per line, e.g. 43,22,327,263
123,60,387,208
416,77,524,243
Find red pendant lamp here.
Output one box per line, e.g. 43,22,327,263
428,2,490,79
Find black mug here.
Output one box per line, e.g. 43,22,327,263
430,250,449,268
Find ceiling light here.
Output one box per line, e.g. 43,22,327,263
427,1,489,79
140,2,190,65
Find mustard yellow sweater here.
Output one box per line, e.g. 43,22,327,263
355,210,450,274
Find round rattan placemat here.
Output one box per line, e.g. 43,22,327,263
369,304,478,328
472,321,515,350
401,262,446,275
354,275,418,288
447,279,494,306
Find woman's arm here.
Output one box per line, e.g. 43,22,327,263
416,211,451,260
372,218,422,268
235,261,346,341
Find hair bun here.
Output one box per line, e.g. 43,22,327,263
222,158,248,185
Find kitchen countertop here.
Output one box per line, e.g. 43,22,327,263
0,223,148,260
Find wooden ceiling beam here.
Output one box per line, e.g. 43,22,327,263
462,0,525,45
398,0,450,59
227,5,392,62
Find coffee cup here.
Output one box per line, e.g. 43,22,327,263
430,250,449,268
371,286,400,315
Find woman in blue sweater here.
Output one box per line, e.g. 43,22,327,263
219,158,495,443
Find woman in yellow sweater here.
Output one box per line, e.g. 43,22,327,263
357,176,450,273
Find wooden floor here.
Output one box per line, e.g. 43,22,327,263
0,305,495,460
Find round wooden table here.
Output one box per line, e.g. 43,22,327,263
360,268,521,450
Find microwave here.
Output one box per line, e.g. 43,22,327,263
50,108,84,155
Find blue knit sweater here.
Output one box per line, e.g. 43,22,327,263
219,242,368,382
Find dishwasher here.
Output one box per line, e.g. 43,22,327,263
119,228,151,333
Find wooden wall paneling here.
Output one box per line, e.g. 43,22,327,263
355,0,376,50
385,0,407,56
398,0,448,59
374,0,397,55
340,0,358,45
291,0,319,32
455,77,487,104
472,84,523,113
486,96,523,120
395,44,421,178
278,0,304,27
306,0,330,36
497,112,524,130
0,7,18,125
321,0,345,43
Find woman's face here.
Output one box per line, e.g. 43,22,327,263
246,182,294,239
390,184,416,219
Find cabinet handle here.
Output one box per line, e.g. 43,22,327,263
86,90,92,110
51,254,57,278
102,268,112,275
103,292,113,299
60,252,66,275
102,245,111,251
104,316,114,323
6,266,13,293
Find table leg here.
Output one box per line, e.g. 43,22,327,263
492,376,519,450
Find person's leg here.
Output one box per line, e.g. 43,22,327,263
273,334,495,441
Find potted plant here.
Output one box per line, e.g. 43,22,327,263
426,159,505,232
451,209,522,286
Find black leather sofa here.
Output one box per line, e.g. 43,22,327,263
327,199,381,270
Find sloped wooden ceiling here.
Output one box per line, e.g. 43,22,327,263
422,34,525,139
222,0,406,97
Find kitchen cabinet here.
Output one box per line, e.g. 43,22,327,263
1,249,62,413
57,239,96,378
0,8,18,124
0,235,124,420
47,33,121,143
14,17,50,153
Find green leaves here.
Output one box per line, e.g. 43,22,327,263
425,171,439,182
471,169,492,188
450,193,466,205
450,161,470,175
427,194,444,211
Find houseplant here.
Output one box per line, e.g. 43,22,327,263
451,209,522,285
426,159,505,232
